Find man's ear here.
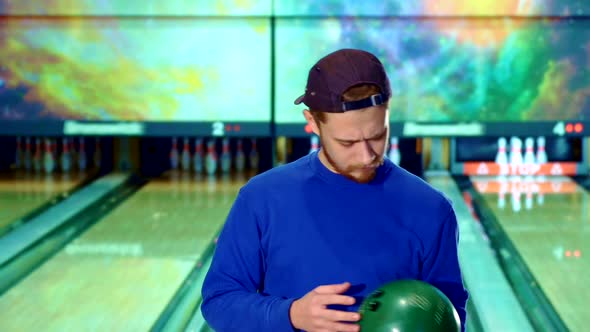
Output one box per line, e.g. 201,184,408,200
302,109,320,136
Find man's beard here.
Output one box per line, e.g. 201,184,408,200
321,144,384,184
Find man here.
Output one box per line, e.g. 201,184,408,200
201,48,468,332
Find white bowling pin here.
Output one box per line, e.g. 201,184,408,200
495,137,508,164
78,137,87,171
523,137,536,165
235,139,245,172
170,137,179,170
33,138,42,172
496,137,509,176
205,140,218,176
43,138,55,174
509,137,523,166
181,137,191,171
193,138,204,173
249,138,259,171
61,137,72,173
309,135,319,154
220,138,231,174
536,136,547,164
388,136,401,165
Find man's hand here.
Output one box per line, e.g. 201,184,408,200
289,282,361,332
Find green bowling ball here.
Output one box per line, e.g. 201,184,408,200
359,279,460,332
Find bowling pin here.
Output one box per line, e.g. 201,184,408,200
509,137,524,180
536,136,547,164
61,137,72,173
220,138,231,174
523,137,536,167
535,136,547,182
495,137,508,164
69,137,78,170
249,138,259,171
496,137,509,176
33,137,42,172
181,137,191,171
78,137,87,171
509,137,523,166
309,135,319,154
43,138,55,174
235,139,246,172
508,137,515,163
170,137,179,170
193,138,204,173
205,139,218,176
388,136,401,165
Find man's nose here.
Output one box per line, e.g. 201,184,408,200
359,140,376,165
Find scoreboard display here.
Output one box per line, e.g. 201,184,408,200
0,15,271,136
275,16,590,137
1,0,588,16
274,1,590,16
1,0,589,137
0,0,272,16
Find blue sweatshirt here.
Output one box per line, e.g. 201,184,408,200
201,151,468,331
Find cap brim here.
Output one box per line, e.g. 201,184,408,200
294,94,305,105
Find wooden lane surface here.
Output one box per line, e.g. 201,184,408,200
0,171,89,230
0,170,248,332
475,176,589,332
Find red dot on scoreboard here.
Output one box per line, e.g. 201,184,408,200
225,124,232,131
574,123,583,133
304,124,312,133
565,250,571,257
234,125,241,132
574,250,581,257
566,124,573,133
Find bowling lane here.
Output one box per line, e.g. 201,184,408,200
471,175,589,331
0,171,246,332
0,171,91,231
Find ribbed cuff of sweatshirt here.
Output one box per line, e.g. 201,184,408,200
276,298,299,332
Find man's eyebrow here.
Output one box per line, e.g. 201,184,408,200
334,129,387,143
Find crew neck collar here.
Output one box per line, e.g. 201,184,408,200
308,150,392,187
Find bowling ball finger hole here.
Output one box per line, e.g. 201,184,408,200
367,301,380,311
369,289,384,298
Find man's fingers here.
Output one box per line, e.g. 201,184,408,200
314,282,351,294
317,319,360,332
313,294,356,306
303,283,360,331
322,308,361,322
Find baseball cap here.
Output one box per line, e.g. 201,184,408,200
294,48,391,112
